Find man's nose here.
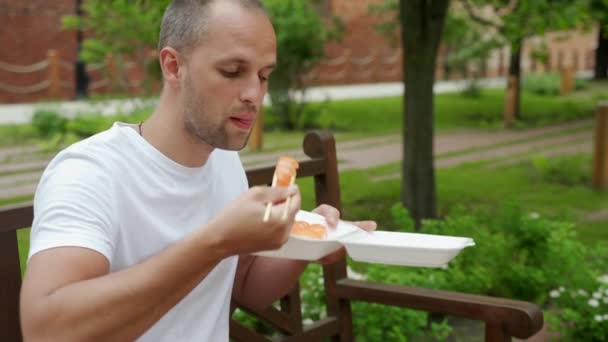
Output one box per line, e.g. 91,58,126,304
239,75,266,105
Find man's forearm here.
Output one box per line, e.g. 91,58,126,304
22,229,226,341
236,256,307,309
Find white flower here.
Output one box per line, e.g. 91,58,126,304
589,299,600,307
604,314,608,320
595,315,604,322
346,266,367,281
550,290,561,298
593,291,603,299
604,297,608,304
559,286,565,292
529,212,540,219
578,289,588,297
599,275,608,284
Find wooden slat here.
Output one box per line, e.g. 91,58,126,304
0,231,24,342
280,285,303,334
336,279,543,339
229,319,271,342
486,322,511,342
303,131,353,342
0,202,33,233
236,302,301,336
281,317,340,342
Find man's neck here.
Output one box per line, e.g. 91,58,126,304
141,95,214,168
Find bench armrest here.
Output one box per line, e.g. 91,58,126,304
336,278,543,339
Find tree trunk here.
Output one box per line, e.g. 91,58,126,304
400,0,449,229
504,41,522,127
595,24,608,80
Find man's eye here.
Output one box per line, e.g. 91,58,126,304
221,70,240,78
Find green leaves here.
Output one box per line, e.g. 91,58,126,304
63,0,169,63
262,0,343,130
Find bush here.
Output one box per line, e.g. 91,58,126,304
263,0,343,131
523,73,590,96
528,155,592,186
547,246,608,341
337,203,598,340
66,114,115,138
31,110,67,137
523,73,560,96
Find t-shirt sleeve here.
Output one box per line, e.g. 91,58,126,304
28,155,118,264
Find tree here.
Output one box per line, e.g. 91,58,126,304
460,0,591,127
371,0,450,228
442,10,501,96
63,0,169,93
591,0,608,80
262,0,343,131
400,1,450,228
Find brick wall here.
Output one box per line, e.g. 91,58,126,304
0,0,78,103
0,0,599,104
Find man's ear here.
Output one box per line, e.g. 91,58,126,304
159,47,183,87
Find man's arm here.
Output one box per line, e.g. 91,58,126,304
21,228,225,342
233,205,377,310
21,185,300,341
233,255,307,309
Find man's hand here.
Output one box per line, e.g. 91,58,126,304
208,185,301,256
311,204,377,264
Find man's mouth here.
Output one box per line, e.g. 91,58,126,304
229,115,255,130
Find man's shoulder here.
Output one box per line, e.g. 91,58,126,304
46,123,129,176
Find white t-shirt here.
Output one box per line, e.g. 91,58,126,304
28,122,248,341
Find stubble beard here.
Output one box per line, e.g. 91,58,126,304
181,74,252,151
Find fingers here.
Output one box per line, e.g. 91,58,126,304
351,220,377,232
264,191,301,223
253,185,299,204
312,204,340,228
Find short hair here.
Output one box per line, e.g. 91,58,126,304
158,0,267,54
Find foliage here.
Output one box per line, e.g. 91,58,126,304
31,110,67,138
462,0,592,47
528,155,592,186
546,247,608,341
366,203,598,304
63,0,168,92
523,73,590,96
63,0,168,63
263,0,343,130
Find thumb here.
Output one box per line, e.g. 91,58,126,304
258,185,299,204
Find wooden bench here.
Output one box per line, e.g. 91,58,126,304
0,131,543,342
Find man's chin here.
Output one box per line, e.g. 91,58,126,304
218,136,250,151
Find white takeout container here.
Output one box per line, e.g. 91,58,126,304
253,210,475,267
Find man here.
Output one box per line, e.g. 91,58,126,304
20,0,375,341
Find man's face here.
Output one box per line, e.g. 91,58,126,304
179,3,276,151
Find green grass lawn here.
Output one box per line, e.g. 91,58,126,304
2,82,607,151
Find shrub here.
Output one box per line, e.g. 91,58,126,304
31,110,67,137
343,203,596,340
66,114,115,138
547,246,608,341
523,73,560,96
528,155,592,186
